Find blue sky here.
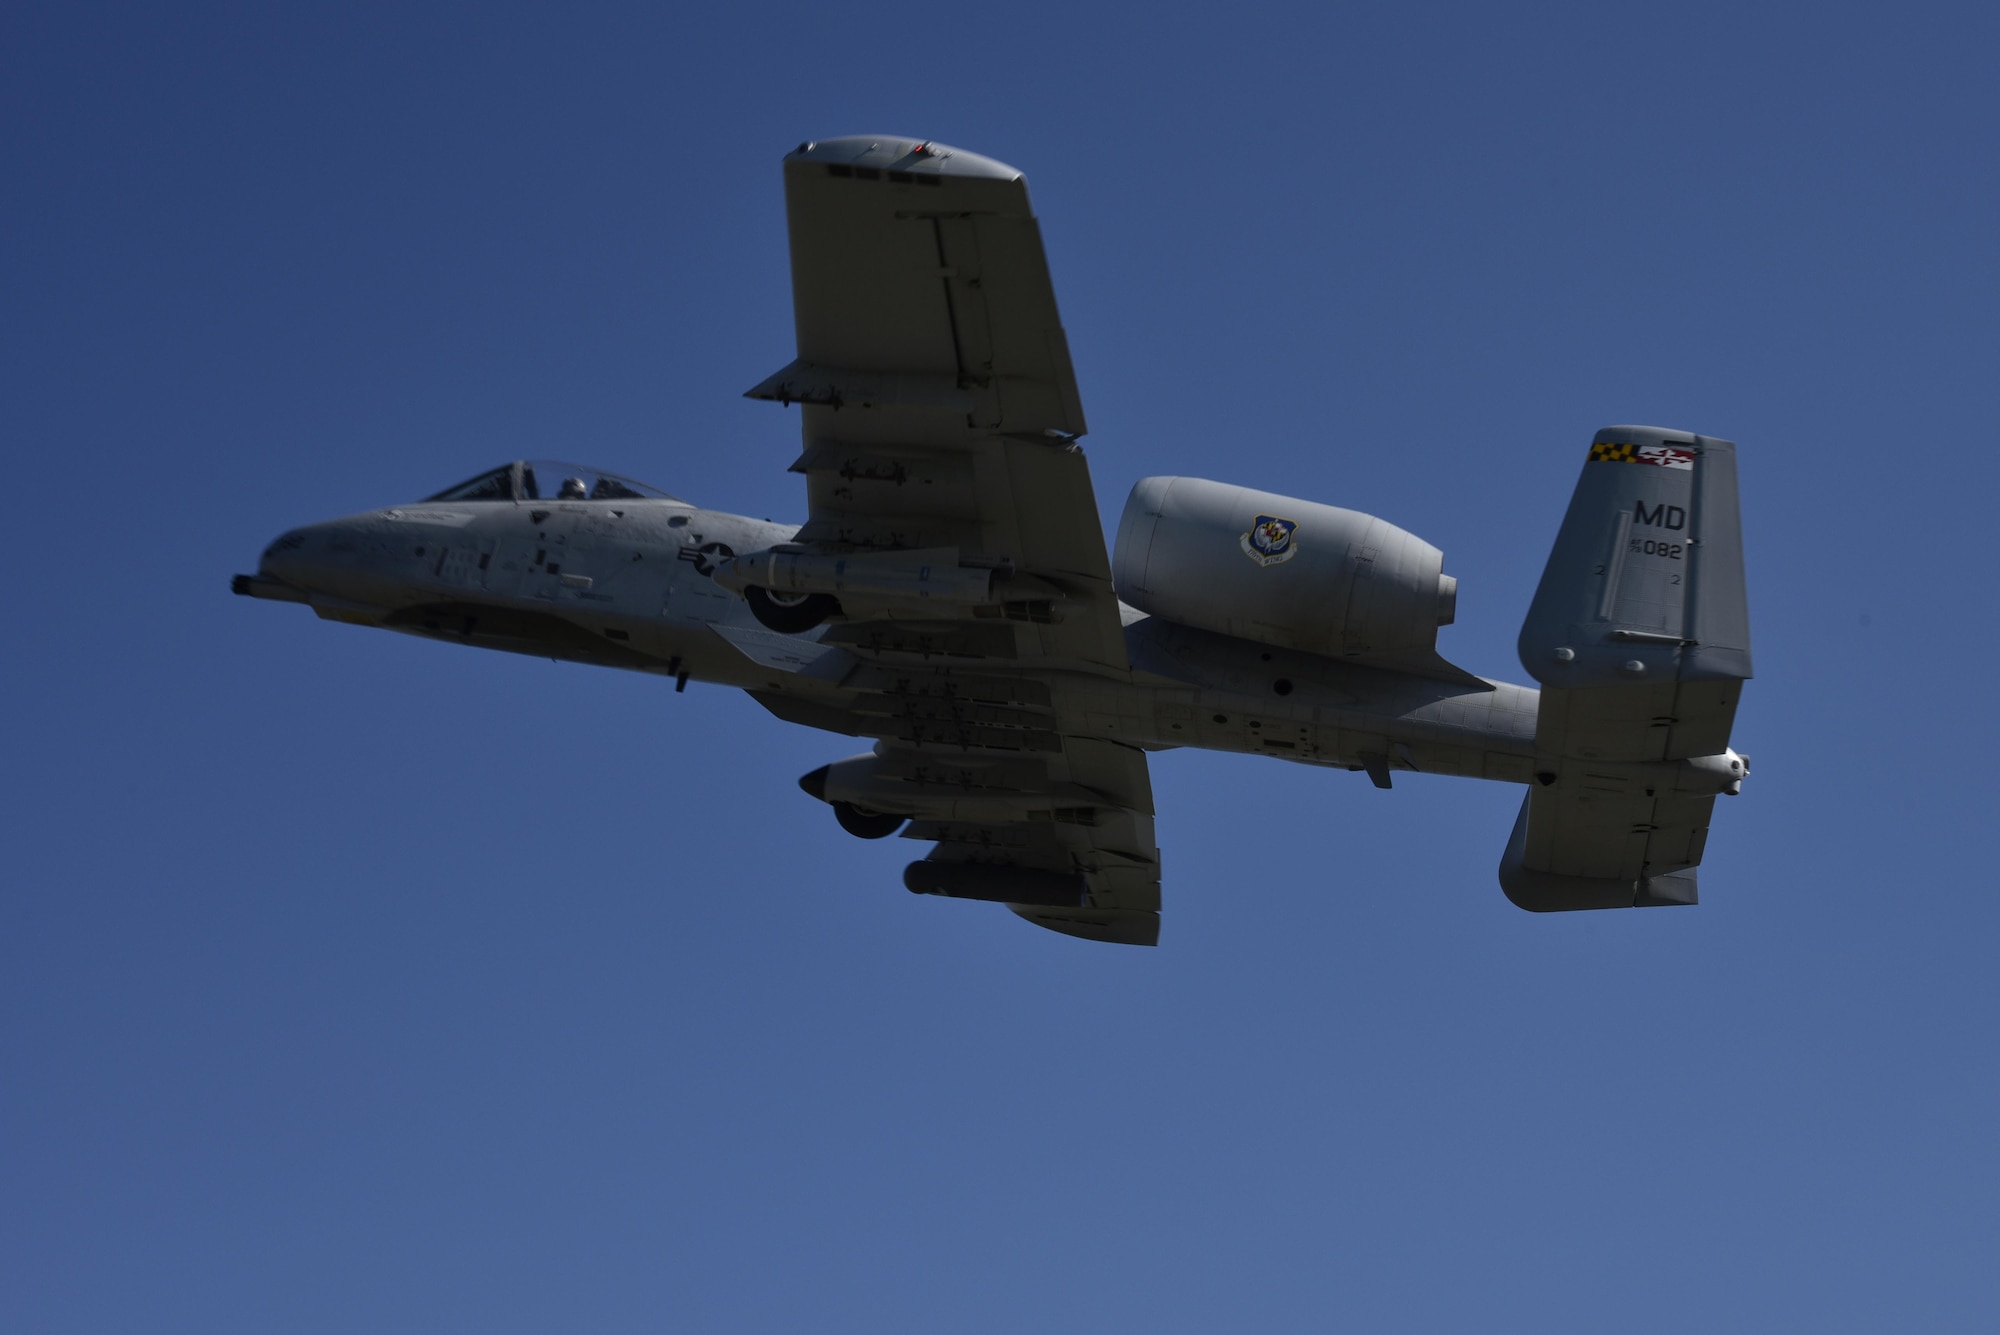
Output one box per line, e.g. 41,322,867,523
5,2,1997,1329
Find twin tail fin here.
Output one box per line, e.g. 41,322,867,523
1503,426,1753,912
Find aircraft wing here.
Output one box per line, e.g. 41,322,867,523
747,135,1159,946
887,732,1161,947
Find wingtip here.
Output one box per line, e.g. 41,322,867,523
785,135,1022,182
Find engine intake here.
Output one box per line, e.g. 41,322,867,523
1113,477,1455,659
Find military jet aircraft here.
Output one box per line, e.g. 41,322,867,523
235,135,1752,947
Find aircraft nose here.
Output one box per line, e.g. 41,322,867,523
244,519,366,602
236,514,412,613
258,528,311,581
234,525,327,606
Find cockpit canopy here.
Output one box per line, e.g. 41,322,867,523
423,461,682,504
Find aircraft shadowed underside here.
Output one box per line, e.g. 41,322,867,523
237,136,1752,946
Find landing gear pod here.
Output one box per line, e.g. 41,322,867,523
833,802,905,840
715,545,994,631
745,586,840,633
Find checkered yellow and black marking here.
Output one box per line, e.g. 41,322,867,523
1589,440,1697,470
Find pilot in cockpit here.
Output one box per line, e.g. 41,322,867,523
557,476,589,500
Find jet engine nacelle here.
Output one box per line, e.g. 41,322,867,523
1112,477,1457,659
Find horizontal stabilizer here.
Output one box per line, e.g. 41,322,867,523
1498,789,1702,912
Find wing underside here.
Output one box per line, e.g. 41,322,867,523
752,136,1159,944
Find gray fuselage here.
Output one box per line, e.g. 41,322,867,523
241,491,1540,788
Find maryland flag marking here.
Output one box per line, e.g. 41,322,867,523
1590,442,1695,470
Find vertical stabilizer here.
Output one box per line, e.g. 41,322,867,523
1502,427,1753,911
1519,425,1751,762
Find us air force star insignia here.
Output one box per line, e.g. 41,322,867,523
1239,514,1299,567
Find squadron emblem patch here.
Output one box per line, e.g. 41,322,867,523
1240,514,1299,567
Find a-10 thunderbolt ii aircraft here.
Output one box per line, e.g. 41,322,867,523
235,135,1752,947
